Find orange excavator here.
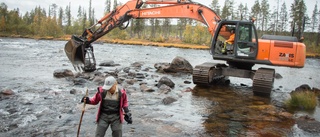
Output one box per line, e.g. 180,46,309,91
64,0,306,96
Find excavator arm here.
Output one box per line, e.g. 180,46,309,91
64,0,225,71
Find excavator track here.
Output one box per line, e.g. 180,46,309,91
192,62,225,85
252,68,275,96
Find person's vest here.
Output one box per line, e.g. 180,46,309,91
100,88,122,115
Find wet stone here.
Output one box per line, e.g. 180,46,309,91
158,84,171,94
140,84,155,92
136,73,146,79
99,60,120,67
73,78,87,85
296,115,320,133
157,76,175,88
123,67,130,73
1,89,14,95
162,97,177,105
163,56,193,73
131,62,144,68
53,69,74,78
294,84,312,92
69,89,77,94
275,73,283,79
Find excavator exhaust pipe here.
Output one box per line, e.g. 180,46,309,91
64,35,96,72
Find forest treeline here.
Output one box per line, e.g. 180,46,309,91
0,0,319,53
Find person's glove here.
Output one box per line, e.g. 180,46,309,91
124,113,132,124
81,97,90,104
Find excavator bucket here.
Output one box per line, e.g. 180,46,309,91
64,35,96,72
65,35,85,65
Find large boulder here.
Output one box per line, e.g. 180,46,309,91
155,56,193,73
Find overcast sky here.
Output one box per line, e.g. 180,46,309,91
1,0,318,20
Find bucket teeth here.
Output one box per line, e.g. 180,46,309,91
73,64,84,72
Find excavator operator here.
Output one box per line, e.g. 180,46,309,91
225,28,235,44
222,28,235,54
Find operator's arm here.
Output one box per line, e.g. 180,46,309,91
226,33,235,44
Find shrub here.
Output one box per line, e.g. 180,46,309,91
285,91,317,110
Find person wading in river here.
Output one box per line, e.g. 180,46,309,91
81,76,132,137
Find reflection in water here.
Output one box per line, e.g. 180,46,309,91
192,85,295,136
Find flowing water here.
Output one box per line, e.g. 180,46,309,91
0,37,320,137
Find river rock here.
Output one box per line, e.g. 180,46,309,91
92,76,105,85
312,87,320,94
157,76,175,88
158,84,171,94
125,79,137,85
1,89,14,95
99,60,120,66
131,62,144,68
183,87,193,92
296,115,320,133
123,67,130,73
164,56,193,73
293,84,312,92
53,69,74,78
154,63,170,73
73,78,87,85
136,73,146,79
275,73,283,79
140,83,155,92
162,97,177,105
69,89,77,94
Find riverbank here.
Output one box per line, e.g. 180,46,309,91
1,34,319,58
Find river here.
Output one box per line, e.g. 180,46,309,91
0,37,320,137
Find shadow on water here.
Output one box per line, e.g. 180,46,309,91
191,85,295,137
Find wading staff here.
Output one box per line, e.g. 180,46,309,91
77,89,88,137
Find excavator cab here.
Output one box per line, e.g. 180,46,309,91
212,20,259,62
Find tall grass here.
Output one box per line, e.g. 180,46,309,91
285,91,317,110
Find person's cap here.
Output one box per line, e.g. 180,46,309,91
102,76,117,90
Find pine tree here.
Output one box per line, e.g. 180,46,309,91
58,7,63,28
243,4,249,20
105,0,111,13
0,3,8,32
221,0,230,19
113,0,118,10
290,0,306,38
65,3,71,34
311,3,318,32
177,18,187,40
237,3,244,20
210,0,220,15
163,18,170,39
82,9,87,31
89,0,93,26
260,0,269,31
229,0,235,19
279,2,288,33
251,0,261,30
